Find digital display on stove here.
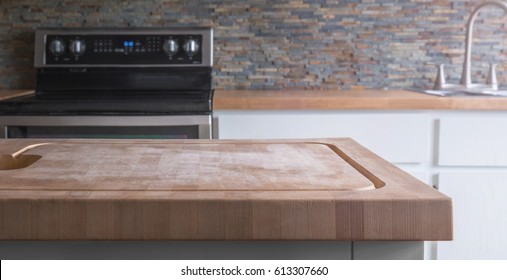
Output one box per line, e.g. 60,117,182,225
44,34,203,65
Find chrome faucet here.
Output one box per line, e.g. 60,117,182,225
430,0,507,93
460,0,507,88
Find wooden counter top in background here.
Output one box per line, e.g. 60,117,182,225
214,89,507,110
2,89,507,110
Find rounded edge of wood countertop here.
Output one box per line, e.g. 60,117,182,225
213,89,507,110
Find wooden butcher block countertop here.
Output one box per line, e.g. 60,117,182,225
2,89,507,110
0,138,452,241
214,89,507,110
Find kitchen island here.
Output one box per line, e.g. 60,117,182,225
0,138,452,259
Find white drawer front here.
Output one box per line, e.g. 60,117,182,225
215,111,429,164
439,116,507,167
437,172,507,260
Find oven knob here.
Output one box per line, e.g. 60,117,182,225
163,39,179,55
183,39,199,56
49,39,65,56
70,40,86,56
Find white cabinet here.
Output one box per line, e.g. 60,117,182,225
437,115,507,259
437,172,507,259
215,111,429,164
439,116,507,167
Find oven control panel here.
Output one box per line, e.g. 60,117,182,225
35,28,213,67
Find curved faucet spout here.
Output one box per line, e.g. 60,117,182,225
460,0,507,87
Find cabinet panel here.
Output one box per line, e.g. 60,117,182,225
353,241,423,260
215,111,429,164
439,116,507,167
0,241,351,260
437,172,507,259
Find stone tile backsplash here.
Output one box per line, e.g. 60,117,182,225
1,0,506,90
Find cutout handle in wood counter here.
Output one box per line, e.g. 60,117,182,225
0,143,51,170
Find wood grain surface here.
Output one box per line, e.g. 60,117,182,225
1,89,507,110
214,89,507,110
0,142,373,191
0,138,452,241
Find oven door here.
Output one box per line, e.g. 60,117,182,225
0,115,211,139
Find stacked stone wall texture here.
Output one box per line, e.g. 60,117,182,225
1,0,506,90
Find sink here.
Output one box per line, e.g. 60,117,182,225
408,87,507,97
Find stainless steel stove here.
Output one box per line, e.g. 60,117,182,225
0,27,213,139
